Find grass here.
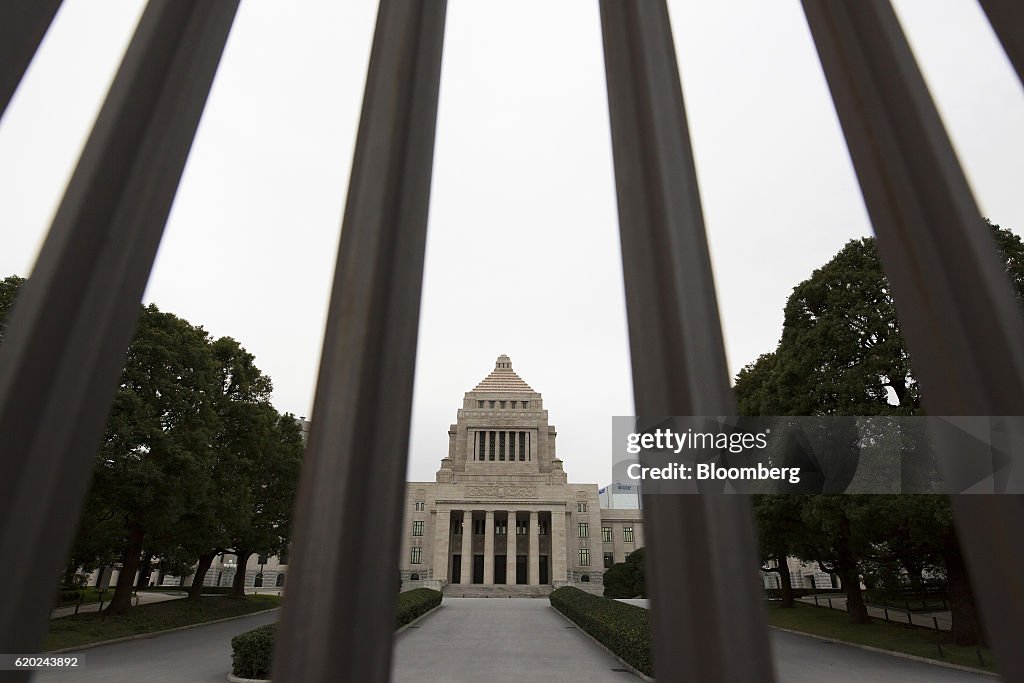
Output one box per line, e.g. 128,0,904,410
766,602,997,673
45,594,281,652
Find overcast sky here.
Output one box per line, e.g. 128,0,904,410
1,1,1021,486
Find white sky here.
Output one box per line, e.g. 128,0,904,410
1,1,1021,487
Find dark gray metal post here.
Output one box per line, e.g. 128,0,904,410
0,0,238,665
802,2,1024,680
270,1,447,681
977,0,1024,85
0,0,63,116
599,2,776,681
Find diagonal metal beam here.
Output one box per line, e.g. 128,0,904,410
802,2,1024,680
270,1,447,681
977,0,1024,85
599,2,776,681
0,0,62,117
0,0,238,667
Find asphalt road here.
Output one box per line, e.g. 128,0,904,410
33,609,278,683
31,599,998,682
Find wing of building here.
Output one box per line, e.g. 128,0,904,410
401,355,643,596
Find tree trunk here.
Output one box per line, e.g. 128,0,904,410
841,564,870,623
232,550,252,597
135,552,153,588
107,524,145,615
775,552,795,608
944,535,984,646
189,552,217,601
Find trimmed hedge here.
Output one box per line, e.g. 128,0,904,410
230,588,442,679
232,624,276,679
550,586,652,677
396,588,443,629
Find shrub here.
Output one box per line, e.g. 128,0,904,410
396,588,442,629
550,586,652,676
231,623,276,679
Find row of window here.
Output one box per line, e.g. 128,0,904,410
477,400,531,409
601,526,634,543
473,430,531,462
408,547,629,568
412,520,635,542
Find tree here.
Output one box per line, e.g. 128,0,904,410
752,495,805,608
95,305,220,614
737,221,1024,639
0,274,26,344
602,548,646,599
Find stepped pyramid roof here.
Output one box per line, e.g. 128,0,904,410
471,355,535,394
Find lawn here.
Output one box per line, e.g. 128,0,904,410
46,594,281,652
766,602,996,673
56,587,113,607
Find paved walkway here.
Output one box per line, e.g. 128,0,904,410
796,593,953,631
35,609,279,682
50,591,185,619
391,598,630,683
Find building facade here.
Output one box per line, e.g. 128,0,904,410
400,355,643,594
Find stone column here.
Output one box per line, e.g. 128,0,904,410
483,511,495,584
551,507,567,585
460,510,472,584
505,510,516,584
528,510,539,585
432,507,451,584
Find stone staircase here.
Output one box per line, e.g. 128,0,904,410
442,584,553,598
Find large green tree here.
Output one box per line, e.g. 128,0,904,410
96,305,220,614
736,221,1024,640
602,548,646,599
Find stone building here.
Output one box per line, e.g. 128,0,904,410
400,355,643,595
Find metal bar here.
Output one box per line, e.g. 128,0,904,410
977,0,1024,85
801,2,1024,680
270,1,447,681
0,0,62,116
599,3,775,681
0,0,238,666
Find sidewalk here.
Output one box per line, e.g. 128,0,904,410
796,593,952,631
50,590,185,619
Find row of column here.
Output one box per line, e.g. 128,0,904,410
431,508,565,585
471,430,531,462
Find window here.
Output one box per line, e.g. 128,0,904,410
577,502,588,513
409,572,420,581
499,400,505,408
539,520,548,536
496,521,507,535
519,431,526,461
415,501,425,511
410,547,422,564
412,521,423,536
488,431,495,460
579,548,591,566
499,431,506,461
604,552,614,568
477,400,484,408
477,433,485,460
488,400,495,408
578,522,589,538
516,520,528,535
473,519,485,535
580,574,590,582
623,526,634,543
602,526,612,542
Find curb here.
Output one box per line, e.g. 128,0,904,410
394,603,443,636
549,606,654,682
45,607,281,654
769,626,998,677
